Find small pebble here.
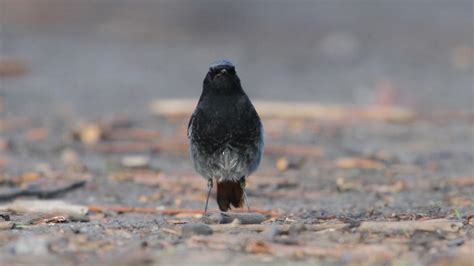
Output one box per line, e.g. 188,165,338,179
181,223,213,237
10,237,50,255
447,238,465,247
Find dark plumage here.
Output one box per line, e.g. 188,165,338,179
188,60,264,212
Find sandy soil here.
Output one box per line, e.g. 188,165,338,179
0,1,473,265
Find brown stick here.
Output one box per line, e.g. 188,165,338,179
209,219,463,234
0,200,88,219
150,99,346,120
0,180,87,202
87,205,276,216
87,205,202,215
150,99,415,122
358,219,463,233
209,223,348,233
226,209,278,216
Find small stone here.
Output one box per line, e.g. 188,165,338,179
288,223,306,234
220,212,268,224
202,213,221,224
0,213,10,221
181,223,213,237
10,237,50,255
266,225,282,240
447,238,465,247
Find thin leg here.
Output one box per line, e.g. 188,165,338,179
243,189,251,212
240,178,251,212
204,179,213,213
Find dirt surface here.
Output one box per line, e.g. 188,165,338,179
0,1,473,265
0,105,472,265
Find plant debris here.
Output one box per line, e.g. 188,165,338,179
0,180,87,201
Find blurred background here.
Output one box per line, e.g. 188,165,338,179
1,0,472,118
0,2,473,264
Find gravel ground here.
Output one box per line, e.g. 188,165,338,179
0,1,473,265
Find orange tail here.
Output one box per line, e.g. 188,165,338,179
216,180,244,212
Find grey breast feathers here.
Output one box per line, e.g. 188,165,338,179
191,143,260,182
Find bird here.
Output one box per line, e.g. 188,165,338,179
188,60,264,212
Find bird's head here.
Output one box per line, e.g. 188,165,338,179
203,60,242,95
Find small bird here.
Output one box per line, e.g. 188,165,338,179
188,60,264,212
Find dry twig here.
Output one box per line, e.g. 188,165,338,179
150,99,415,122
0,180,86,201
87,205,277,216
358,219,462,233
0,200,88,220
209,223,348,233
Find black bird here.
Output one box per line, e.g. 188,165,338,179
188,60,264,212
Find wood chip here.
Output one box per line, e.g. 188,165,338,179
246,241,273,254
26,127,49,141
0,59,28,77
275,156,305,172
336,157,383,169
31,215,70,225
12,172,41,185
79,123,103,145
276,157,290,172
121,155,150,168
166,219,188,224
0,221,14,230
448,176,474,186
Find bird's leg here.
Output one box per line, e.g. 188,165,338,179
204,178,213,213
240,178,251,212
243,190,251,212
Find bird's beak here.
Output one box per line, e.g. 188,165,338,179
214,69,228,79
